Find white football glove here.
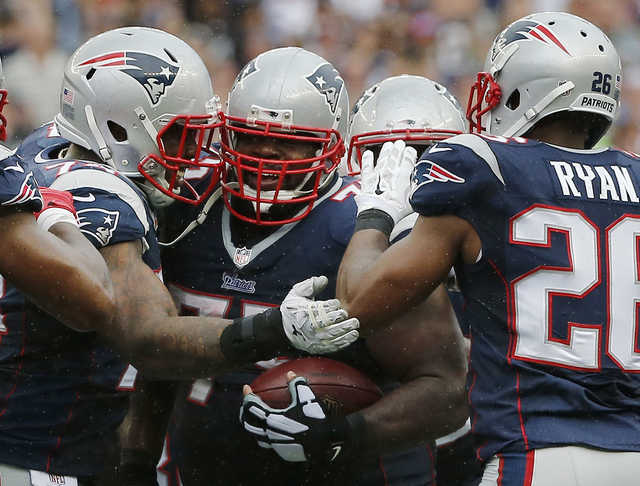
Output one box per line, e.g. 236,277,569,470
281,276,359,354
353,140,417,225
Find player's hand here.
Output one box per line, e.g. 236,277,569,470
354,140,416,225
281,276,359,354
34,187,79,231
240,371,349,464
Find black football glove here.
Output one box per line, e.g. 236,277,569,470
240,376,361,464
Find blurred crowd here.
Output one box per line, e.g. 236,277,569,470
2,0,640,149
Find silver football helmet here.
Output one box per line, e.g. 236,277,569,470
467,12,621,144
347,75,465,175
220,47,349,225
54,27,222,207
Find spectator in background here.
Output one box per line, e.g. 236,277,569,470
4,0,640,152
3,0,67,144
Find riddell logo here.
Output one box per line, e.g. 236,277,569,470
48,474,66,484
492,20,571,60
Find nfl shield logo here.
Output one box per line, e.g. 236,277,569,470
233,247,252,268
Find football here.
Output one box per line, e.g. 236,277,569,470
250,357,382,416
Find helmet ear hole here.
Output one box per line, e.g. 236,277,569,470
505,89,520,111
107,120,128,142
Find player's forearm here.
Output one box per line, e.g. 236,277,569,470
47,222,116,325
336,229,389,309
117,379,176,483
113,309,293,379
0,212,116,330
50,222,113,292
118,315,235,379
353,374,468,457
119,379,175,454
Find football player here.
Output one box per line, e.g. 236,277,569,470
240,74,477,486
157,50,467,485
348,74,481,486
334,11,639,486
0,29,357,484
0,56,116,335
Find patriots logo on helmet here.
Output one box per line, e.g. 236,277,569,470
77,51,180,105
412,161,465,186
306,63,344,114
433,82,463,112
351,84,378,116
232,59,259,91
491,20,571,61
77,208,120,247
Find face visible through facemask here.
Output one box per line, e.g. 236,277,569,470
233,132,321,193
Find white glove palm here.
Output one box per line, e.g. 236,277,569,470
281,276,359,354
354,140,417,225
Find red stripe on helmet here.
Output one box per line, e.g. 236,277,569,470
78,51,125,66
535,25,571,56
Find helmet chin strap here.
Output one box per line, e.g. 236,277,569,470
158,187,223,247
130,106,178,208
501,81,576,137
85,105,112,162
136,178,177,208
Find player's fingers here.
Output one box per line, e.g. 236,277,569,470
378,141,395,165
286,371,297,382
309,275,329,296
272,443,306,462
290,276,315,298
360,150,376,192
379,140,405,191
243,384,253,396
317,317,360,338
317,298,342,314
321,308,348,326
361,150,374,174
403,145,418,165
328,329,360,350
242,416,267,438
286,376,309,403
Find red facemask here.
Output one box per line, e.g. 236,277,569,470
466,72,502,134
218,112,345,226
0,89,8,141
138,113,223,206
346,127,462,176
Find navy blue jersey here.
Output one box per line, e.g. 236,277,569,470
410,133,640,462
0,124,160,476
0,152,43,211
160,175,435,486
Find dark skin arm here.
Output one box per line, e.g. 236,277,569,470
356,285,469,455
117,378,176,465
0,208,115,331
97,240,241,378
333,214,480,454
337,214,481,332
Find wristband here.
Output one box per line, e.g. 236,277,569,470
311,411,366,465
354,209,394,238
36,207,79,232
220,307,290,363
